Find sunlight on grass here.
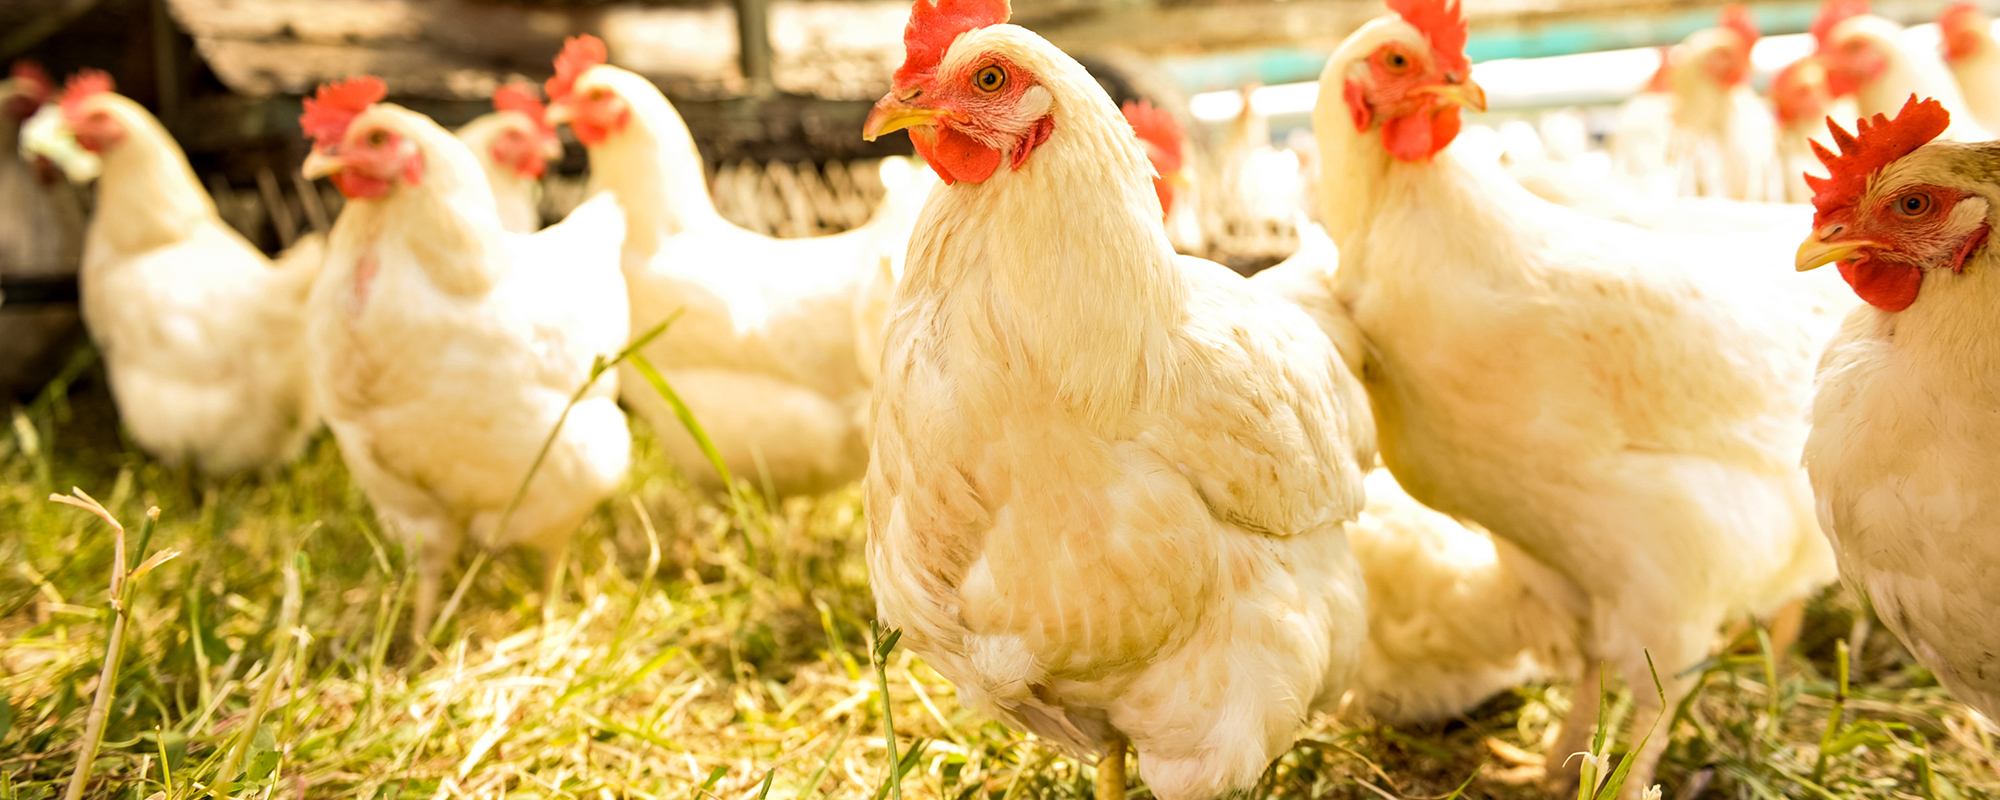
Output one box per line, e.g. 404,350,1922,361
2,350,1998,799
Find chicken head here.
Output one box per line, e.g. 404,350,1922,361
300,77,423,200
1796,95,1987,312
59,70,126,154
544,36,632,146
1940,2,1990,65
1812,0,1883,97
2,61,50,124
1332,0,1486,163
860,0,1057,186
487,83,561,180
1773,58,1837,129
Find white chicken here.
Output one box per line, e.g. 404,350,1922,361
1253,236,1584,726
298,77,631,638
455,82,562,233
1288,0,1847,794
546,36,918,496
54,70,321,475
1814,0,1991,141
859,0,1376,797
1939,1,2000,136
1795,96,2000,721
1666,5,1785,202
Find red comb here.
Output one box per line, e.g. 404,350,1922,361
300,76,386,148
59,69,114,123
1719,4,1761,45
11,61,51,104
893,0,1011,85
1811,0,1870,50
547,35,607,104
1805,95,1949,215
493,82,552,134
1122,100,1184,175
1387,0,1470,74
1940,2,1987,60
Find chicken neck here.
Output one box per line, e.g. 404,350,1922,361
583,71,727,259
897,33,1187,431
84,102,219,260
1880,219,2000,383
333,107,505,298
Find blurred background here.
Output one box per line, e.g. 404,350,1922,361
0,0,1972,391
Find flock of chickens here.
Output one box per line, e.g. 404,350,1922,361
2,0,1999,797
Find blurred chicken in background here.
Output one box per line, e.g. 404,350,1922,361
48,70,321,475
1667,5,1783,202
299,77,631,640
547,35,923,497
1938,1,2000,134
456,82,564,234
0,61,87,400
1815,0,1990,140
1772,57,1854,204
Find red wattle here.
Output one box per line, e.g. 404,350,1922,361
913,126,1001,185
1344,80,1371,131
331,170,392,200
1383,106,1461,163
1837,257,1923,312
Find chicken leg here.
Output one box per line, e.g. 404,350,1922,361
1548,660,1604,794
1095,733,1127,800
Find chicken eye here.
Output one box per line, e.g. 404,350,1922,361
1385,51,1411,72
1895,192,1933,216
367,130,388,148
974,65,1007,93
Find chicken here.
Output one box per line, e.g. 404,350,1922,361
1795,96,2000,720
1773,58,1858,204
1814,0,1990,141
53,70,320,475
1666,5,1784,202
0,61,87,399
298,77,631,639
858,0,1377,795
455,82,562,233
1939,2,2000,136
545,36,913,496
1296,0,1845,793
1253,235,1584,726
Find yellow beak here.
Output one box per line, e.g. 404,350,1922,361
301,149,341,180
863,94,946,142
1796,237,1878,271
545,102,573,127
1417,79,1488,112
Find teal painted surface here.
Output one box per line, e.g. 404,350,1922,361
1159,0,1828,91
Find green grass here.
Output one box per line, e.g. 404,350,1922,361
3,360,1999,799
